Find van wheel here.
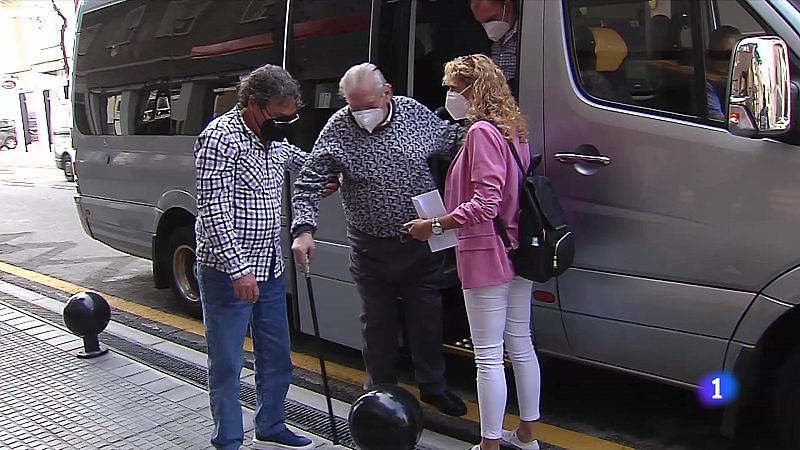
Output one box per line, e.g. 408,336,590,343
62,154,74,182
4,136,16,149
774,347,800,448
168,226,202,319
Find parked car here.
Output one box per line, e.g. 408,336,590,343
52,125,74,181
0,119,17,149
27,114,38,143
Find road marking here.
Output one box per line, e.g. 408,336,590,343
0,261,633,450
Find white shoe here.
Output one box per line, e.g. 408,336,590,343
501,429,540,450
470,445,481,450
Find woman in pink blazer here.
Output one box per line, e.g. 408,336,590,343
406,54,540,450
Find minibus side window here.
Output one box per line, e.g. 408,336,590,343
287,0,372,150
136,88,177,135
412,0,490,110
169,0,285,86
373,0,412,96
706,0,766,121
73,1,169,135
105,95,123,135
210,85,240,121
714,0,763,35
566,0,701,117
564,0,767,125
190,80,243,132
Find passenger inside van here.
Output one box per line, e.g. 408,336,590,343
573,26,629,102
706,26,741,121
409,0,491,112
469,0,519,93
575,27,609,97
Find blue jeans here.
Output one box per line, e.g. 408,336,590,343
199,265,293,450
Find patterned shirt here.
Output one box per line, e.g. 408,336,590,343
491,24,518,83
292,96,462,238
195,106,306,281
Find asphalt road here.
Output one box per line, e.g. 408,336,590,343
0,150,774,450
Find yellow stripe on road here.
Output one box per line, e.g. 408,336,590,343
0,261,633,450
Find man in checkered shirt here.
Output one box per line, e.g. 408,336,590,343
470,0,519,94
194,65,315,450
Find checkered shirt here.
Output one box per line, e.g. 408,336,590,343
491,25,518,83
195,106,306,281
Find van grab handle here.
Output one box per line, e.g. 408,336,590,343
554,153,611,166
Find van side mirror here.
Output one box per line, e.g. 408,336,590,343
728,36,793,138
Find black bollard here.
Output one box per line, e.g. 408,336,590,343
63,292,112,359
348,385,424,450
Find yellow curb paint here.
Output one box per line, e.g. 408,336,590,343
0,261,634,450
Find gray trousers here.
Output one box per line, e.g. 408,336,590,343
347,227,447,396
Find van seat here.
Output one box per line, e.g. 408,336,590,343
589,27,628,72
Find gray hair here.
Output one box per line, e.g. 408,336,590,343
238,64,303,108
338,62,387,99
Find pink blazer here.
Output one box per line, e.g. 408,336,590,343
444,121,530,290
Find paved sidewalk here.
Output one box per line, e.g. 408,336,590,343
0,278,473,450
0,145,56,169
0,301,323,450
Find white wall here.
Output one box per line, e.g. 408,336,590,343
0,0,76,149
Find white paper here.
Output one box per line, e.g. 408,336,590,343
411,190,458,252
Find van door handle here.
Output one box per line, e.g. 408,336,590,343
554,153,611,166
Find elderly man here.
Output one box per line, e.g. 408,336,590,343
291,62,467,416
194,64,314,450
471,0,519,91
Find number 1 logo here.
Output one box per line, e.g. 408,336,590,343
711,377,723,400
698,372,738,407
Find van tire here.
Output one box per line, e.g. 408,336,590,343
774,347,800,449
4,136,16,149
62,154,74,182
167,226,202,319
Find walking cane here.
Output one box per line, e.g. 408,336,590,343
305,261,340,445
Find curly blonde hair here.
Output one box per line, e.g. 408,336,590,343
443,54,528,142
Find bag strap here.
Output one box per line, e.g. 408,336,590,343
506,137,528,177
493,216,514,251
480,120,526,252
496,137,526,251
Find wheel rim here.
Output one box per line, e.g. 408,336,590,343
64,156,73,176
6,137,16,148
173,244,200,304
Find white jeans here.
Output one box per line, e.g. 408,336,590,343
463,277,541,440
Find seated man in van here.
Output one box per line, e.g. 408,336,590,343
706,26,741,121
291,62,467,417
470,0,518,91
573,27,620,101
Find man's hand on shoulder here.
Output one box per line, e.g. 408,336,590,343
233,273,259,302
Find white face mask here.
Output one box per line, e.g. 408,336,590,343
352,107,384,133
482,4,511,42
445,85,471,121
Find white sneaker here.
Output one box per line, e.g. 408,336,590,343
501,429,540,450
